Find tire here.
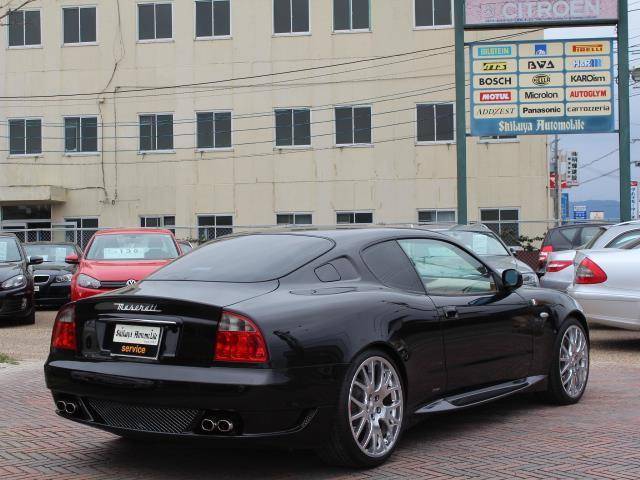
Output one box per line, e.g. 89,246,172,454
21,310,36,325
543,317,589,405
316,349,405,468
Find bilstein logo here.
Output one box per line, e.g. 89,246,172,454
479,91,512,102
482,62,507,71
572,44,604,53
532,74,551,86
478,46,512,57
114,303,162,313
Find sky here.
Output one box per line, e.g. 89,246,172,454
544,7,640,204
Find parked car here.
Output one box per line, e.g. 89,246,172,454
0,233,42,325
568,248,640,330
541,221,640,291
177,240,194,254
46,229,589,467
24,242,82,307
538,223,611,273
67,228,181,301
432,224,539,286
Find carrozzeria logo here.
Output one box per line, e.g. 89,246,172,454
572,43,604,53
483,62,508,71
479,91,512,102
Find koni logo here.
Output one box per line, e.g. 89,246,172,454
479,91,513,102
572,43,604,53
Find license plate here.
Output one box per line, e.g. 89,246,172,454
112,324,162,359
34,286,40,292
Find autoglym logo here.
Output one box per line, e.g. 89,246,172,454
532,74,551,86
568,88,609,99
482,62,508,71
479,91,512,102
114,303,162,313
572,43,604,53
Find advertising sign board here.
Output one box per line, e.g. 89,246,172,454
465,0,619,28
470,38,615,136
573,205,588,220
631,181,638,220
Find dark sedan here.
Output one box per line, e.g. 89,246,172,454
0,233,42,325
24,242,82,307
45,229,589,467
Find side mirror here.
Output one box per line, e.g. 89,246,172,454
502,269,523,290
28,255,44,266
65,253,80,265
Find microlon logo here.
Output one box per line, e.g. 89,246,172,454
482,62,508,71
524,90,559,100
532,74,551,86
114,303,162,313
479,91,512,102
572,44,604,53
569,89,609,99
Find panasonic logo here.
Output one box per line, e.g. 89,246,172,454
114,303,162,313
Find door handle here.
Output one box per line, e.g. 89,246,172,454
443,306,458,319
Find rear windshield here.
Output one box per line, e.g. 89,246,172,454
583,227,608,249
87,234,178,261
25,244,76,263
148,234,334,282
0,237,22,263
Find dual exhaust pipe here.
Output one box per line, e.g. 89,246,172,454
56,400,78,415
201,417,234,434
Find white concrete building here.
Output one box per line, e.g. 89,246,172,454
0,0,551,243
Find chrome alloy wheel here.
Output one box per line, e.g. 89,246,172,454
348,356,403,458
559,325,589,398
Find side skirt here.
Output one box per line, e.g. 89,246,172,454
413,375,547,414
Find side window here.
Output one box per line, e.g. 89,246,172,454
606,230,640,249
398,239,496,296
579,226,604,247
362,241,424,294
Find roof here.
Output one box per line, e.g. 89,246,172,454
247,227,451,243
93,228,174,236
25,241,77,246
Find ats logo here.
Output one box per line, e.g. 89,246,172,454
572,44,604,54
482,62,508,71
479,91,512,102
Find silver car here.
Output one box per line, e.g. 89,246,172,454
434,225,540,287
541,221,640,291
568,248,640,330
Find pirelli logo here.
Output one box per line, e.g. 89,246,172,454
572,44,604,54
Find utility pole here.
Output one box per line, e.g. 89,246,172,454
454,0,467,225
619,0,631,221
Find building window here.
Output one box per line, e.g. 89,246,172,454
141,215,176,233
417,103,454,143
9,119,42,155
480,209,520,245
336,212,373,224
274,0,309,34
195,0,231,38
414,0,452,28
334,0,369,31
63,7,97,44
138,2,172,41
64,117,98,153
418,209,456,224
65,217,99,248
196,112,232,149
275,109,311,147
478,135,518,143
277,213,312,225
8,10,41,47
198,215,233,242
335,106,371,146
139,114,174,152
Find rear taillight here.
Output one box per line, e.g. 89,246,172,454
51,304,77,352
539,245,553,265
546,260,573,273
575,257,608,285
214,311,268,363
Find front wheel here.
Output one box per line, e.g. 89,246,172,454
544,318,589,405
316,350,404,468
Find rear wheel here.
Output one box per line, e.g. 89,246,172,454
21,310,36,325
317,350,404,468
543,318,589,405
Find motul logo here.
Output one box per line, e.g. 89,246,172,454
572,44,604,53
569,89,608,98
479,91,512,102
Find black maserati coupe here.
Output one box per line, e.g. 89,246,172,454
45,229,589,467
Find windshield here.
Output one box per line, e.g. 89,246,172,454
149,234,334,282
86,234,179,261
0,237,22,263
25,244,76,263
442,231,510,256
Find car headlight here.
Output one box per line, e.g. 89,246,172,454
54,274,73,283
2,275,26,290
77,274,101,289
521,272,540,287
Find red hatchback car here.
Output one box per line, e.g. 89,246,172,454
66,229,181,301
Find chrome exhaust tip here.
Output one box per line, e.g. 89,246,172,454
201,418,216,432
65,402,77,415
56,400,67,412
217,419,234,433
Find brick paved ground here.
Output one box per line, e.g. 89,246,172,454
2,315,640,479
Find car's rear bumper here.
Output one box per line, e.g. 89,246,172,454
568,287,640,330
44,359,347,447
540,276,572,291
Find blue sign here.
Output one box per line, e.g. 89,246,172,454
573,206,588,220
470,38,615,136
562,193,569,221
